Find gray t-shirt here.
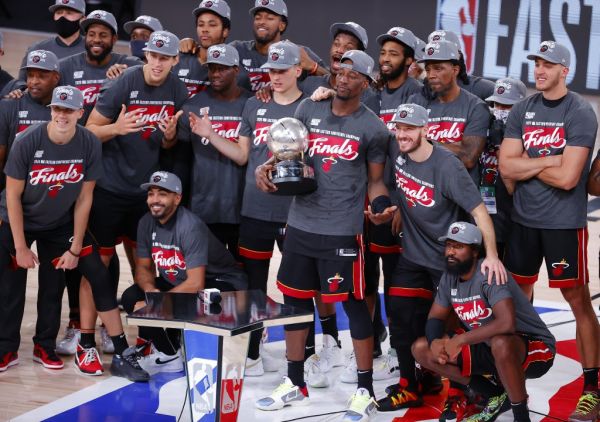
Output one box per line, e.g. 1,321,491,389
0,123,102,231
436,259,556,353
94,65,188,197
239,94,306,223
287,98,389,236
394,144,482,270
230,39,324,92
59,52,141,125
0,94,50,153
137,206,243,287
458,75,495,102
409,88,491,185
504,92,597,229
174,54,251,98
18,36,86,81
300,74,381,114
178,88,252,224
379,78,423,130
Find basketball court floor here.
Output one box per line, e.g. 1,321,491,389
0,29,599,422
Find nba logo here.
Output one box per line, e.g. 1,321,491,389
436,0,480,74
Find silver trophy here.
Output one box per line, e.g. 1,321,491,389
266,117,316,196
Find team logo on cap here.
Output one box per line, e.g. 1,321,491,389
153,174,164,183
389,27,404,37
260,0,270,5
497,86,505,94
152,33,171,49
32,55,41,63
451,226,460,234
92,12,104,19
427,47,435,55
59,92,68,100
271,52,279,61
155,40,164,47
62,0,70,4
204,0,213,7
540,41,555,53
138,16,151,24
399,110,408,118
495,80,511,95
212,50,220,58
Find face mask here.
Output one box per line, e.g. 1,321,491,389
492,108,510,123
55,16,81,39
130,40,147,60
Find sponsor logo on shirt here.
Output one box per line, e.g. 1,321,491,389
522,126,566,155
257,109,267,116
127,104,175,140
525,112,535,119
453,298,493,328
178,69,189,77
307,133,360,172
151,246,187,282
29,163,84,198
395,169,436,208
73,71,83,79
130,91,138,99
34,150,44,158
427,121,466,143
310,119,321,126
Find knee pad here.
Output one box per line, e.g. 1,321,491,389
342,296,373,340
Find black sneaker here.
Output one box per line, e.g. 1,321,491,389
418,367,444,396
377,384,423,411
110,347,150,382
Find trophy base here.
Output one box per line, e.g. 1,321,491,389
272,176,317,196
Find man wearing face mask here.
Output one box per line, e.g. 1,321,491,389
479,78,527,257
18,0,86,82
124,15,163,61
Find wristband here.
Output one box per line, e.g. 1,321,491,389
67,249,80,258
425,318,445,347
371,195,392,214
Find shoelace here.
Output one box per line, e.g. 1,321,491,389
390,388,418,406
348,392,376,413
80,347,99,366
273,381,294,395
573,393,600,414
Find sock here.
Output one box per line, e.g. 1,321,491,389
468,375,503,397
80,332,96,349
511,399,530,421
287,360,305,388
395,346,418,391
247,329,261,360
111,333,128,356
305,320,315,361
320,314,340,345
357,369,375,397
583,368,599,392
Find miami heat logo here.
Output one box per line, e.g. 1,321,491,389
212,50,220,58
32,55,41,63
427,47,435,56
390,30,399,36
205,0,213,7
92,13,103,19
271,52,279,61
151,248,187,282
497,86,505,95
155,40,164,48
59,92,68,101
29,163,84,198
261,0,270,5
327,273,343,292
551,259,569,277
62,0,70,4
541,45,549,52
399,110,408,118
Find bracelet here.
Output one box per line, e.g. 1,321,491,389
67,249,80,257
310,61,319,75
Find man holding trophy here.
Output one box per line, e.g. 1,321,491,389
255,50,395,422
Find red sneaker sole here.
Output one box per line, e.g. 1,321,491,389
0,358,19,372
73,361,104,376
33,356,64,369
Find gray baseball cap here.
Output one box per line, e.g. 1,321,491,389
81,10,118,34
193,0,231,21
141,171,182,194
49,0,85,14
485,77,527,105
330,22,368,50
21,50,60,72
428,29,461,50
249,0,288,17
418,40,460,63
207,44,239,66
438,221,482,245
143,30,180,57
261,40,300,69
390,103,428,127
376,26,417,52
527,40,570,67
413,37,426,61
124,15,163,34
49,85,84,110
340,50,375,81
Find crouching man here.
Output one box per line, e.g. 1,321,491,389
412,222,555,422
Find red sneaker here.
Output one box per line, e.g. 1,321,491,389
75,344,104,376
33,344,64,369
135,338,156,357
0,352,19,372
440,388,468,421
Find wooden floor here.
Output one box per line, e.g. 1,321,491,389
0,28,599,421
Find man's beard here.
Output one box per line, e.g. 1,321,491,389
381,62,406,84
445,255,475,276
85,43,113,64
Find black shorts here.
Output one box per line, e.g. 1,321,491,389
366,219,402,255
277,226,364,303
388,254,443,300
457,334,555,380
504,223,589,288
238,217,286,260
88,187,148,255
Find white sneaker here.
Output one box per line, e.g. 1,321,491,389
259,344,280,372
340,351,358,383
316,334,343,373
245,356,265,377
56,323,80,355
255,377,309,411
373,349,399,381
342,388,377,421
305,354,329,388
138,349,183,374
100,326,115,354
